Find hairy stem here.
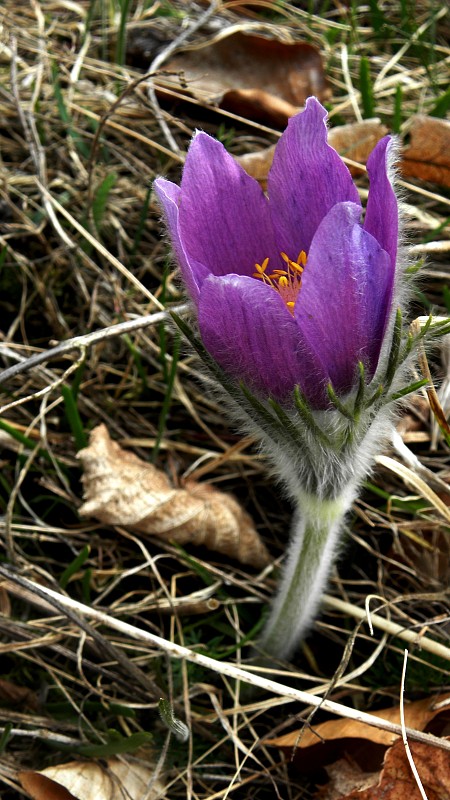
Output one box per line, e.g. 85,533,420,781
260,490,354,660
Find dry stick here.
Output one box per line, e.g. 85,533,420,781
2,570,450,753
322,595,450,662
0,304,190,386
0,352,85,416
0,567,161,701
86,69,183,208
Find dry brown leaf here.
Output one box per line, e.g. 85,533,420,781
318,759,379,800
163,30,328,126
0,677,39,710
401,115,450,187
327,120,389,173
78,424,270,568
19,757,166,800
237,120,388,187
334,738,450,800
19,772,78,800
268,693,450,752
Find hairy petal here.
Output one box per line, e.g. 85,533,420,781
295,202,392,393
268,97,361,256
154,178,208,303
178,133,278,278
364,135,398,272
198,274,329,404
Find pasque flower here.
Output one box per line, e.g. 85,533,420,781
154,97,398,410
154,98,430,660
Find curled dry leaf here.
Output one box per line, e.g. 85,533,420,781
160,29,328,126
19,757,166,800
18,772,78,800
237,120,388,188
78,425,270,569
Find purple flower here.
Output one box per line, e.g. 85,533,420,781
154,98,398,408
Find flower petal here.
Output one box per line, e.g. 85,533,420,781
364,136,398,271
178,133,278,278
154,177,208,303
295,202,392,393
268,97,361,257
198,274,329,404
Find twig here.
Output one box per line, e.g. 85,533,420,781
2,569,450,752
0,350,85,415
0,567,161,701
322,594,450,661
0,304,190,386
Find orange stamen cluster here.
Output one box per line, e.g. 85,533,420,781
253,250,307,314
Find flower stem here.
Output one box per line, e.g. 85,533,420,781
260,491,353,660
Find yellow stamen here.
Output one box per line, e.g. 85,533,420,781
254,249,307,314
254,257,270,274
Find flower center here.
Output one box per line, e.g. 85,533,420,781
253,250,307,314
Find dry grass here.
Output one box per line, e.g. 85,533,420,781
0,1,449,797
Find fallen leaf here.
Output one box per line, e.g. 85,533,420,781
0,677,39,710
318,758,379,799
327,120,389,173
19,772,78,800
161,29,328,126
237,119,388,187
332,738,450,800
401,115,450,187
19,757,166,800
78,424,270,568
267,693,450,775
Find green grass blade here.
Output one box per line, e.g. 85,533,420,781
77,731,153,757
359,57,374,118
0,419,53,464
61,384,88,451
115,0,132,67
60,545,90,590
92,172,117,231
429,85,450,118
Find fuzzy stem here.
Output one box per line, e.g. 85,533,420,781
260,490,354,660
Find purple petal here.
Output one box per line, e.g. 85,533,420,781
295,202,392,393
154,177,208,303
178,133,279,279
198,274,329,404
364,136,398,271
268,97,361,257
